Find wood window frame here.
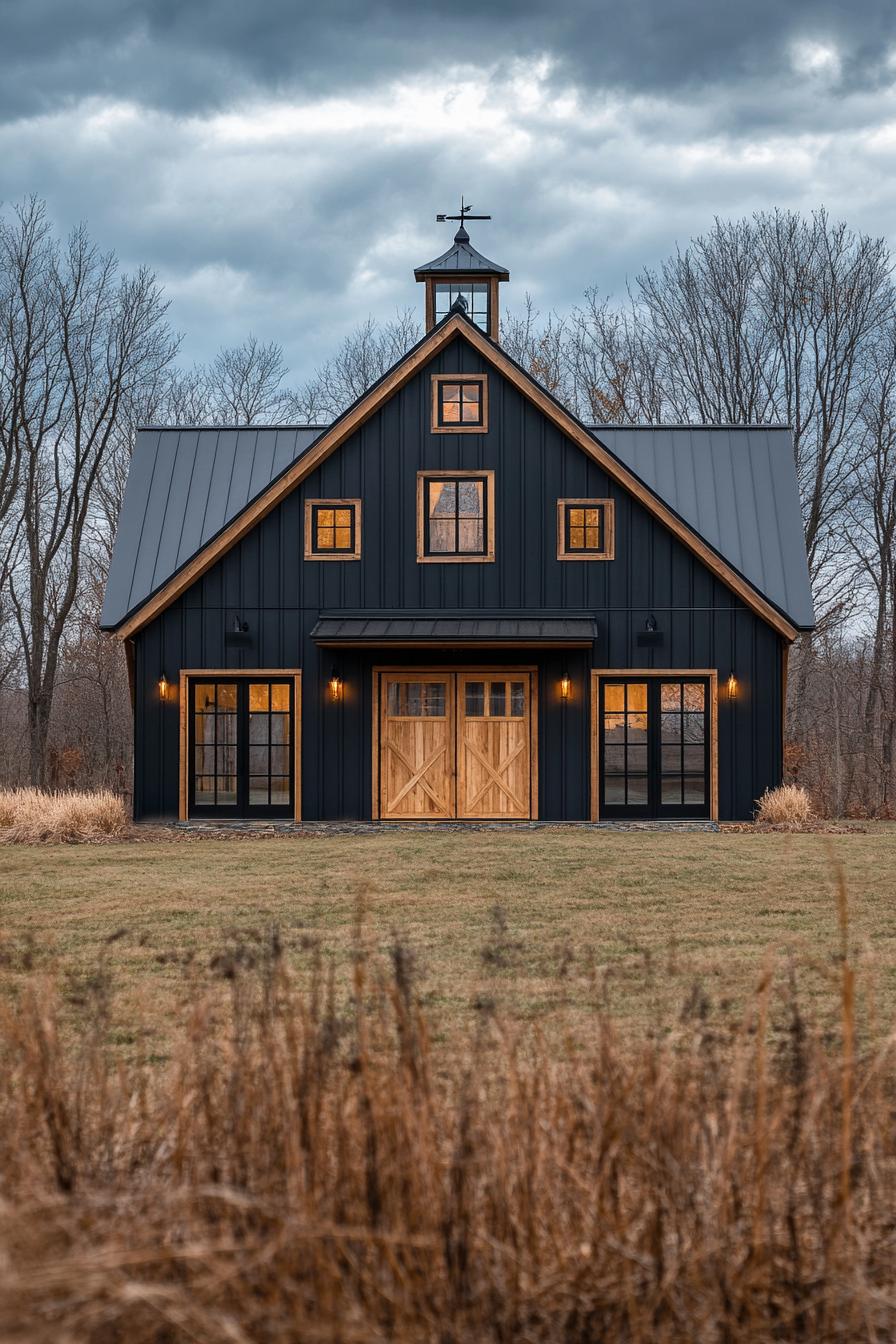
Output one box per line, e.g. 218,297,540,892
589,669,718,822
416,469,495,564
179,669,302,822
303,499,361,560
430,374,489,433
557,499,615,560
371,665,538,821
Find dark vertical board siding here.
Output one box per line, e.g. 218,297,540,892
131,335,785,822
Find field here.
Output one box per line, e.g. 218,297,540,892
4,825,896,1340
2,824,895,1051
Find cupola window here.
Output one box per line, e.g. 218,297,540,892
434,282,490,331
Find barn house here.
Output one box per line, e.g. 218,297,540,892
101,216,815,824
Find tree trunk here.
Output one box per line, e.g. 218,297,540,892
28,693,51,788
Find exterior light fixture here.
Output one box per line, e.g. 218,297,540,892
726,672,738,700
159,672,170,701
328,667,342,702
560,672,571,700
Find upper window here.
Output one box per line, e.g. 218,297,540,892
417,471,495,563
557,499,614,560
304,499,361,560
431,374,488,433
434,281,490,332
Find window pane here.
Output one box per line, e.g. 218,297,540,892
603,713,625,742
627,745,648,774
249,744,269,774
442,383,460,402
195,685,216,712
626,713,648,741
570,527,585,549
465,682,485,717
661,713,682,742
335,527,352,548
218,713,237,745
317,528,334,548
569,508,584,528
627,777,648,805
604,745,625,774
458,519,484,552
626,683,648,713
604,777,625,804
662,778,683,805
270,744,290,776
457,480,483,516
604,685,625,713
510,682,525,716
249,714,268,744
429,519,455,552
249,683,269,712
334,509,352,527
249,777,269,806
683,713,704,743
661,683,682,711
317,508,334,527
388,681,446,717
461,400,480,422
194,714,213,746
584,509,599,527
217,683,237,711
270,777,290,805
585,527,600,548
195,779,214,804
683,745,705,773
270,713,290,745
217,779,237,805
489,683,506,717
195,745,215,776
683,778,706,803
662,744,682,773
429,480,456,516
271,684,290,712
683,684,705,712
462,384,480,405
217,745,236,776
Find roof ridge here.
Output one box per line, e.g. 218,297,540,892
590,423,793,431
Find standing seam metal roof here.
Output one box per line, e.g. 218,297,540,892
100,416,814,632
414,225,510,280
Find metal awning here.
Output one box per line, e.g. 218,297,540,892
311,617,598,647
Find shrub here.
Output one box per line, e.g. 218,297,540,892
755,782,815,827
0,787,129,842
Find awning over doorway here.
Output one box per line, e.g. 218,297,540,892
311,616,598,647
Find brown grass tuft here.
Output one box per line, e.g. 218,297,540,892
755,782,815,828
0,904,895,1341
0,787,129,843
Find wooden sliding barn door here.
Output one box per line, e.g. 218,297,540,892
456,674,532,820
379,675,454,820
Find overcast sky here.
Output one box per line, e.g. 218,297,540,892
2,0,896,383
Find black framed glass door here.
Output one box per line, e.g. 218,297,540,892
189,677,294,819
599,677,711,819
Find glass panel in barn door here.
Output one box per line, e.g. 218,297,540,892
192,681,238,808
657,680,708,815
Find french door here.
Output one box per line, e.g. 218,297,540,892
598,676,712,819
378,671,535,820
188,676,296,819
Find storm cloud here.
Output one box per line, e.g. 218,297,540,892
2,0,896,380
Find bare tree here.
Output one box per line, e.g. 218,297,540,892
205,334,289,424
1,198,177,785
292,310,420,419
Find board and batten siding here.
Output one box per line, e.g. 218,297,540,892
131,335,785,822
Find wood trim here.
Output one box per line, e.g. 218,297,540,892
430,374,489,434
113,312,799,642
178,669,302,823
556,498,615,560
489,277,499,341
781,641,789,775
416,469,495,564
303,499,362,560
590,669,719,823
372,665,538,823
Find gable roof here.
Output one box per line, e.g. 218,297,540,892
101,313,814,639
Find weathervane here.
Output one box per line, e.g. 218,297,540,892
436,196,491,225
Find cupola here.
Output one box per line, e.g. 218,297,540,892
415,201,509,341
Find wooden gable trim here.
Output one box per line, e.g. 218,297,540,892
113,313,799,642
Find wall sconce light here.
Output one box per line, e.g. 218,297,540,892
328,667,343,702
560,672,571,700
231,615,248,635
726,672,738,700
159,672,170,701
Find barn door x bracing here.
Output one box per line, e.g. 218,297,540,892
377,671,535,821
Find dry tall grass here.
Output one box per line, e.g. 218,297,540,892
0,787,129,842
755,782,815,827
0,901,894,1341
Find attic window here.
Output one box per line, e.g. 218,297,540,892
431,375,488,432
304,500,361,560
434,281,490,331
557,499,615,560
417,471,495,563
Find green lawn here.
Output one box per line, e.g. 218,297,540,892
1,826,894,1053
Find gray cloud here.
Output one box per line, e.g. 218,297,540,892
2,0,896,384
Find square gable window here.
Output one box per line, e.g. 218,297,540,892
417,471,495,563
304,500,361,560
431,374,488,433
557,499,615,560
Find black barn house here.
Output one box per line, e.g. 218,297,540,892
101,223,815,823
